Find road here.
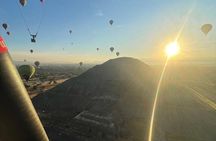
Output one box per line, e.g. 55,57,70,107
29,78,68,98
152,81,216,141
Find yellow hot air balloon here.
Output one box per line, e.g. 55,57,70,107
18,65,35,81
201,24,213,35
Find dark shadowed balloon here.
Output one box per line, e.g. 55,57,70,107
69,30,72,34
116,52,120,56
2,23,8,30
109,19,114,25
19,0,27,6
34,61,40,68
110,47,114,52
30,49,33,54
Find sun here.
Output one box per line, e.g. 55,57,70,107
165,41,180,57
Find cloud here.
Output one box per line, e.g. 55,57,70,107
95,10,104,17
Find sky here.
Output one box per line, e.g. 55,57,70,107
0,0,215,64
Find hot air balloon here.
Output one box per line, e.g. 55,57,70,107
30,34,37,43
19,0,27,6
97,48,99,51
79,62,83,66
110,47,114,52
18,65,36,81
69,30,72,34
2,23,8,30
24,59,27,62
201,24,213,35
19,0,44,43
30,49,33,54
116,52,120,56
6,32,10,35
109,19,114,25
34,61,40,68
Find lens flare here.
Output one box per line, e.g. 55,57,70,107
165,41,180,57
147,2,195,141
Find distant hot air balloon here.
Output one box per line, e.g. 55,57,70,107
34,61,40,68
201,24,213,35
30,49,33,54
6,31,10,35
109,19,114,25
110,47,114,52
69,30,72,34
18,65,36,81
19,0,27,6
2,23,8,30
116,52,120,56
24,59,27,62
40,0,44,3
97,48,99,51
79,62,83,66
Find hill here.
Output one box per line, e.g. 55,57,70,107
33,57,155,141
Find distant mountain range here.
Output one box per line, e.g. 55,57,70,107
33,57,155,141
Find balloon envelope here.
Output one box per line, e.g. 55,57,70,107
18,65,35,81
201,24,213,35
116,52,120,56
110,47,114,52
2,23,8,30
34,61,40,67
109,20,114,25
19,0,27,6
